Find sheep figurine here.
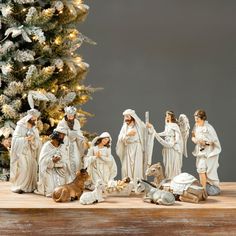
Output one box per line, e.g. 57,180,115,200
79,180,105,205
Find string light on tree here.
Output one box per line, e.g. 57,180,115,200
75,57,82,63
75,0,83,4
77,85,82,90
80,95,89,103
0,0,96,138
54,36,62,45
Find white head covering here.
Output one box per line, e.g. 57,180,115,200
53,126,67,135
27,108,41,117
122,109,143,127
64,106,77,116
91,132,112,147
17,109,41,126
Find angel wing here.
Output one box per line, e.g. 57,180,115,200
178,114,190,157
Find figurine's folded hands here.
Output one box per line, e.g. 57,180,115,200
25,135,34,141
95,151,101,158
127,130,136,136
52,156,61,163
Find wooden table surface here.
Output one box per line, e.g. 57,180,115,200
0,182,235,209
0,182,236,235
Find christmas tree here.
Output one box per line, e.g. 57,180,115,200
0,0,96,137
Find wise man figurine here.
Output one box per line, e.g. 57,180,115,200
36,127,72,197
57,106,86,179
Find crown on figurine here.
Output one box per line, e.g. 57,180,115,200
27,109,41,118
64,106,77,115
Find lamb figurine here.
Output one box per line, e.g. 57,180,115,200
79,180,105,205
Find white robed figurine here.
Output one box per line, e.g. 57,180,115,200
10,109,41,193
148,111,189,179
35,127,72,197
84,132,117,186
116,109,154,184
57,106,86,179
192,110,221,189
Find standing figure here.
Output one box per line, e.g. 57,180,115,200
84,132,117,186
148,111,189,179
57,106,86,179
36,127,72,197
116,109,154,184
10,109,41,193
192,109,221,191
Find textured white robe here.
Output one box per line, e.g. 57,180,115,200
116,121,154,184
153,123,183,179
192,121,221,187
10,116,41,193
84,146,117,185
36,141,71,197
57,118,85,179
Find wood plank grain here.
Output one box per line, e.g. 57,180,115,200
0,182,236,235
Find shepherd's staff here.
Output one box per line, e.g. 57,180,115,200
144,111,150,180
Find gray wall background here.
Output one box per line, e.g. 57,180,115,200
80,0,236,181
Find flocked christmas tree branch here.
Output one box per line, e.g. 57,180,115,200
0,0,99,138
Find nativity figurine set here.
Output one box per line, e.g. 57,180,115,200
8,106,221,205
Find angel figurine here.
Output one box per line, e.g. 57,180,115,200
147,111,190,179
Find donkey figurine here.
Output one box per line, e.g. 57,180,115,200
136,179,175,205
